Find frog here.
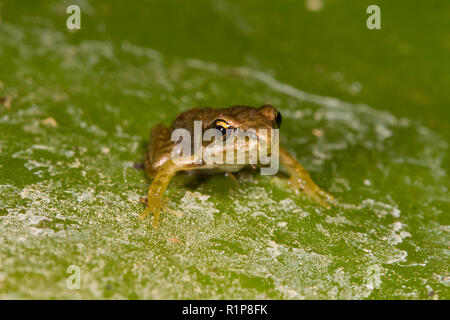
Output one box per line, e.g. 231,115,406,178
140,104,334,228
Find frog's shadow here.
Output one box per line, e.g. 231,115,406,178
179,168,290,193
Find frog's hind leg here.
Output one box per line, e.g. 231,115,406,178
278,146,335,208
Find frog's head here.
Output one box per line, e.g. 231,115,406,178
202,105,281,167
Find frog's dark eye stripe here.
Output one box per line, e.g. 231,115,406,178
275,110,282,128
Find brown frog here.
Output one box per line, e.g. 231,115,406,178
140,105,334,227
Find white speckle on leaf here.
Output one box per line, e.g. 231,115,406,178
365,264,385,290
305,0,324,12
76,190,94,202
361,199,401,218
268,240,281,257
68,158,82,168
41,117,58,127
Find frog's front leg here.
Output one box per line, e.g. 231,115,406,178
139,156,197,228
278,146,334,208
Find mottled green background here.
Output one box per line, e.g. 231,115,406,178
0,0,448,299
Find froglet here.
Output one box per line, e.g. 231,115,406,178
140,105,334,227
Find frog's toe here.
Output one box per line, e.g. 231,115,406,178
288,177,335,209
318,189,335,204
162,201,183,218
287,177,305,192
138,206,151,220
139,196,164,228
139,197,182,228
309,188,335,209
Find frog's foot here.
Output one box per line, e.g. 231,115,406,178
288,177,335,209
139,196,182,228
139,194,164,228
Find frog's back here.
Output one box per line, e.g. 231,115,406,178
171,107,217,133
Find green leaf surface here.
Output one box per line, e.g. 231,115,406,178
0,0,448,299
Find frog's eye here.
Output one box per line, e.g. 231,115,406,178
213,119,231,138
275,110,282,128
